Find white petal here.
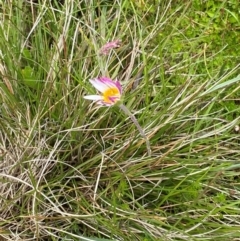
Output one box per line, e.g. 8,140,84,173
84,95,103,100
89,79,110,93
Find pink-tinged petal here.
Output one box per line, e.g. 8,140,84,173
98,77,117,87
108,96,120,102
90,77,122,93
89,79,110,93
115,80,122,93
98,77,122,93
84,95,103,101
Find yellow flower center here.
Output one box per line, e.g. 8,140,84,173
103,87,120,103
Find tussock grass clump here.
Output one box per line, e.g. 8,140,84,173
0,0,240,240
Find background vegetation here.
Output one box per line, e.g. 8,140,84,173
0,0,239,240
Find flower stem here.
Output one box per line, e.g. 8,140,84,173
119,104,151,156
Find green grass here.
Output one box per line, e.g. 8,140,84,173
0,0,240,240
